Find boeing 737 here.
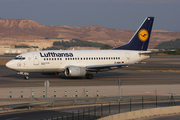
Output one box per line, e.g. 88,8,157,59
6,17,154,80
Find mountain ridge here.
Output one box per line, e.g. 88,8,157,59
0,19,180,49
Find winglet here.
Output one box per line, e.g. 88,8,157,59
113,17,154,51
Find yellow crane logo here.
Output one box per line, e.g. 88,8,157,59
138,29,149,42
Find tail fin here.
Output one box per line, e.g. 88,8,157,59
113,17,154,51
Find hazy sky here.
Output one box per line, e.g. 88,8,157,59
0,0,180,31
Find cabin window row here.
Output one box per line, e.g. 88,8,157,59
44,57,120,61
44,58,62,60
65,57,120,60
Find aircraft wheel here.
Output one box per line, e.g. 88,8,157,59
86,74,93,79
24,75,29,80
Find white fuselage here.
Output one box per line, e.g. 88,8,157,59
5,17,154,79
6,50,150,73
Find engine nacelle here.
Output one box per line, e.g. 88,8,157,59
65,66,86,77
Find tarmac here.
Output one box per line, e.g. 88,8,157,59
0,55,180,105
0,55,180,120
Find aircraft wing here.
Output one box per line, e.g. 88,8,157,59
86,63,134,72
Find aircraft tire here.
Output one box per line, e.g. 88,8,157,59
86,74,93,79
24,75,29,80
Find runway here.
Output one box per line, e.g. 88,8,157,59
0,55,180,87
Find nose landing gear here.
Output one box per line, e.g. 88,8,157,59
17,72,29,80
24,75,29,80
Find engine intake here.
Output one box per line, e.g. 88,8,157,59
65,66,86,77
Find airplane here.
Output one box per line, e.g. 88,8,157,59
6,17,154,80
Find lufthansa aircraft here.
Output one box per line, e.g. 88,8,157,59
6,17,154,80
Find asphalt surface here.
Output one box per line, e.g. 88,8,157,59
0,55,180,87
0,55,180,120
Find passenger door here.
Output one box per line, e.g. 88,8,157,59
33,54,39,65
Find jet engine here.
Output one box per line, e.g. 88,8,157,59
65,66,86,77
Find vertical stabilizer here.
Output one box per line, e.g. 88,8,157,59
113,17,154,51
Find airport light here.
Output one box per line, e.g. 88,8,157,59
10,91,12,98
32,91,34,98
21,91,23,98
54,91,56,97
65,91,67,97
43,91,45,97
86,91,88,97
75,91,78,97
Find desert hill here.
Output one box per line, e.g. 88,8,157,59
0,19,180,49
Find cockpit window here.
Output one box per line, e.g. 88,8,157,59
14,56,25,60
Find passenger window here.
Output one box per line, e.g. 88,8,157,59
44,58,46,60
65,58,67,60
49,58,51,60
54,58,56,60
57,58,59,60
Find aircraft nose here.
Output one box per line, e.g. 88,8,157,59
6,61,14,69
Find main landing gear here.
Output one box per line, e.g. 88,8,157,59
85,74,93,79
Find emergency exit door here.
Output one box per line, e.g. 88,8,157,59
125,53,130,63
